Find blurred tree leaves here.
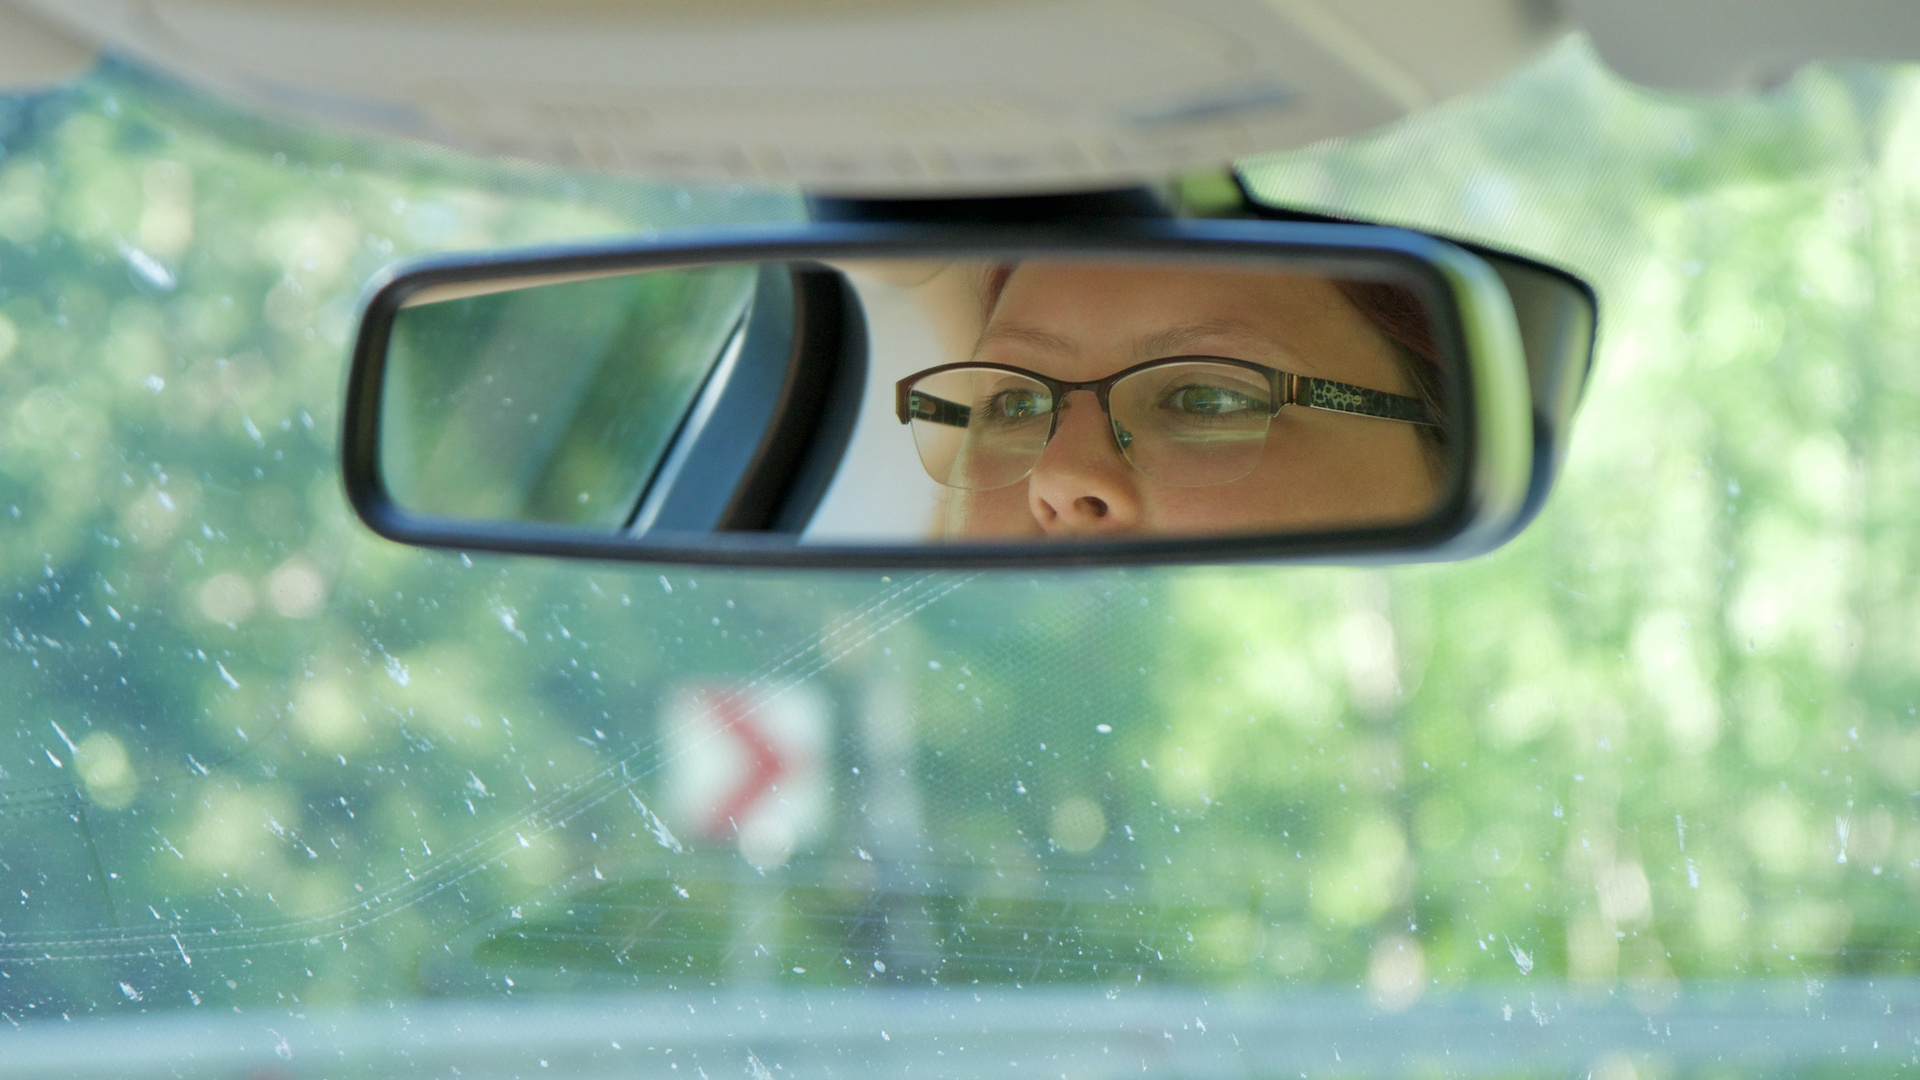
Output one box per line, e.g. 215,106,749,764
0,35,1917,1029
1234,37,1920,990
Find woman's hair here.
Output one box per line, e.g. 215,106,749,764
977,262,1017,328
1333,279,1447,463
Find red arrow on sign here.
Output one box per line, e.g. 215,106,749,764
703,690,787,838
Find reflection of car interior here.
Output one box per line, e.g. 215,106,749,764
624,263,866,535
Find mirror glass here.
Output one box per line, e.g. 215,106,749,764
384,265,759,527
376,256,1461,546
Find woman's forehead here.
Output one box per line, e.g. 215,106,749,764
980,260,1373,375
976,316,1288,361
994,261,1344,329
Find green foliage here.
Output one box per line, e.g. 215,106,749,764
1232,38,1920,992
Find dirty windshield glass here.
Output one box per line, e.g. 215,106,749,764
2,46,1918,1078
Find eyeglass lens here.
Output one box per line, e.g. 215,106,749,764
905,368,1055,490
904,362,1275,491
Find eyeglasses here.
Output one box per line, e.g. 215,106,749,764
895,356,1437,491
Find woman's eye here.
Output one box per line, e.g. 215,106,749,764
985,389,1046,422
1165,384,1257,416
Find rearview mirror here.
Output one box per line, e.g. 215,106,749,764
342,221,1584,567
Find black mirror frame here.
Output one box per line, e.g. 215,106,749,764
342,218,1536,569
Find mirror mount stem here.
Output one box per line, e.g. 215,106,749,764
806,188,1173,227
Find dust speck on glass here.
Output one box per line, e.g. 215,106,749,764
1,42,1919,1077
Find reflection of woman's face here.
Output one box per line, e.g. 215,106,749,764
940,262,1437,539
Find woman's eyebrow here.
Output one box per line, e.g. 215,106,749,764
1138,319,1289,357
971,323,1078,358
974,319,1289,360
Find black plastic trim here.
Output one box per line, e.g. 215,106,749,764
714,267,864,530
767,270,867,533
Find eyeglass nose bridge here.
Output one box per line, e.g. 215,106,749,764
1034,382,1126,458
1044,366,1288,459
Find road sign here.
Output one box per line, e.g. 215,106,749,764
661,684,830,870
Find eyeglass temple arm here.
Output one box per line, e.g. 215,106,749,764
1282,373,1437,427
898,388,973,428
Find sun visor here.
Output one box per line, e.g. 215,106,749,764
0,2,97,91
1567,0,1920,93
18,0,1565,195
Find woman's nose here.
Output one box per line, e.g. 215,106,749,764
1025,392,1143,535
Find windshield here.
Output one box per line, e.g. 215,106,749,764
2,44,1917,1078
